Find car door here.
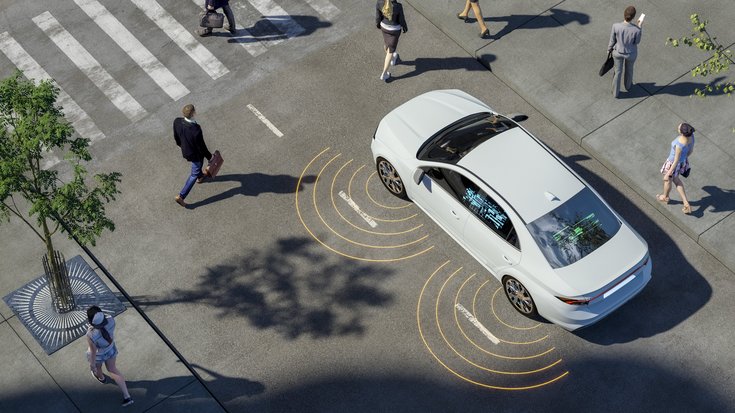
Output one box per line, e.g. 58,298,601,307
452,174,522,273
409,167,470,241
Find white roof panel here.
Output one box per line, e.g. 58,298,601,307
458,127,585,222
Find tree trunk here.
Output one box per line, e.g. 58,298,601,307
41,218,75,313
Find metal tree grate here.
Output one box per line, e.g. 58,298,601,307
3,255,126,354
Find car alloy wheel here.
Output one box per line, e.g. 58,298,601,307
376,157,407,199
503,276,537,316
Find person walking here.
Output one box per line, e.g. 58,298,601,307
376,0,408,82
86,306,133,407
607,6,643,98
174,104,212,208
457,0,490,38
196,0,236,36
657,123,695,214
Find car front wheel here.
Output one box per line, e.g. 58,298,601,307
502,276,537,316
376,157,408,200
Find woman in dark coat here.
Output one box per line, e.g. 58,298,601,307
376,0,408,81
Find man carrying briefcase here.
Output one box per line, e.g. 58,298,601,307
196,0,236,37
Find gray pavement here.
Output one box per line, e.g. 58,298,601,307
1,0,735,412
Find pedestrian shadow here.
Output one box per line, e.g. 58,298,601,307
133,237,395,340
126,365,264,405
225,15,331,43
557,154,711,344
186,173,316,209
691,185,735,217
621,77,728,98
467,8,590,40
390,55,496,81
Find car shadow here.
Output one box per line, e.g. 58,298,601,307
557,154,712,344
185,173,316,209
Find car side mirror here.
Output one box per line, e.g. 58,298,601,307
508,113,528,122
413,168,425,185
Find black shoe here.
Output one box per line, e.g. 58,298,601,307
480,28,490,39
121,398,134,407
195,28,211,37
457,13,467,21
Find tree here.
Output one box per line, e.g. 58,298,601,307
0,71,121,312
667,14,734,97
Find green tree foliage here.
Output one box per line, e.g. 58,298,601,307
667,14,734,97
0,70,121,257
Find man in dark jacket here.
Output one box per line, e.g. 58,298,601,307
174,104,212,207
196,0,236,36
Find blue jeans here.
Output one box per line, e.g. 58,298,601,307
179,161,203,199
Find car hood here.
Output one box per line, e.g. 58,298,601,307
550,223,648,296
376,89,492,158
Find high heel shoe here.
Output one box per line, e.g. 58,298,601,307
682,204,692,214
457,13,468,22
480,28,490,39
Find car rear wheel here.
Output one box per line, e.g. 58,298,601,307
502,276,537,316
376,157,408,200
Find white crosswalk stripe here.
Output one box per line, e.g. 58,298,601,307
0,31,105,145
33,11,147,122
130,0,230,80
189,0,269,56
247,0,305,39
74,0,189,101
303,0,340,19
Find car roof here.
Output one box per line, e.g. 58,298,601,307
457,127,585,223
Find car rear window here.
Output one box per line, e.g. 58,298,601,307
419,114,517,163
526,188,621,268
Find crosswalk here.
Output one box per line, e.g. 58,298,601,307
0,0,341,163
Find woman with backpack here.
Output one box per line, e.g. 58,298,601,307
86,306,134,407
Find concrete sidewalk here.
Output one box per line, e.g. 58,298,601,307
0,227,224,413
407,0,735,273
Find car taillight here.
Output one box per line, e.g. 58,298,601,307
555,296,591,305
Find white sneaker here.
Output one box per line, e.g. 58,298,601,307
390,53,398,66
379,72,391,81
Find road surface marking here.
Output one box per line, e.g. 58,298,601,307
130,0,229,80
246,104,283,137
0,32,104,147
338,191,378,228
303,0,340,19
75,0,189,100
455,303,500,345
189,0,269,56
33,11,147,122
247,0,305,39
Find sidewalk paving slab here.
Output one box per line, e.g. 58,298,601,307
0,322,79,413
144,380,225,413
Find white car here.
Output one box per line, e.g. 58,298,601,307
371,90,651,331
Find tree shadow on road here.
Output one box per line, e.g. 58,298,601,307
558,154,712,344
186,173,316,209
135,237,395,339
390,55,496,81
224,15,331,43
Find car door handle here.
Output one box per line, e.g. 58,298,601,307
503,255,514,264
450,210,459,219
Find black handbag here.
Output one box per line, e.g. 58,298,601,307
599,52,614,76
681,165,691,178
200,10,224,28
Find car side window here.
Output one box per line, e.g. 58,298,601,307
444,171,519,249
426,168,457,196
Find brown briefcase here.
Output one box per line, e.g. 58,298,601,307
205,150,223,178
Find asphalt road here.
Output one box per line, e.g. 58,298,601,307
1,0,733,412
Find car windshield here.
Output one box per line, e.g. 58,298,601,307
526,188,621,269
419,114,517,163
